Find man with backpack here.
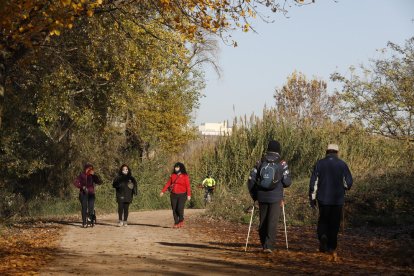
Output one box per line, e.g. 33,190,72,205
247,140,292,253
309,144,353,256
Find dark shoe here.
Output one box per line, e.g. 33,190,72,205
319,234,328,253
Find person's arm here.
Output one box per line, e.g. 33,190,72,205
112,176,120,188
131,176,138,195
160,176,172,195
309,162,319,208
202,178,207,187
247,161,260,201
343,163,353,190
280,160,292,188
92,174,102,185
212,178,216,186
186,175,191,198
73,175,81,189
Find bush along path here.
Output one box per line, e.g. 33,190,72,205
1,210,413,275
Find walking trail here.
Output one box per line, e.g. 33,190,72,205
40,209,269,275
40,209,413,275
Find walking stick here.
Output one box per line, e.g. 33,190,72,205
282,201,289,251
244,204,255,252
342,202,345,232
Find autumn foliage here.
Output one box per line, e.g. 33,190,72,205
0,222,62,275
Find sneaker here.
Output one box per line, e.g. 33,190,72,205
173,224,179,228
263,248,273,253
319,234,328,253
82,224,87,228
178,220,184,228
123,221,128,227
331,251,338,262
118,221,123,227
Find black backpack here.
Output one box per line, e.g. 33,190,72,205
257,158,282,191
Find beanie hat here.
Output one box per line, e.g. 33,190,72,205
83,163,93,171
267,140,281,153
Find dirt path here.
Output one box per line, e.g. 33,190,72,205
39,209,413,275
41,209,270,275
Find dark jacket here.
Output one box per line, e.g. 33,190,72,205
247,152,292,203
73,173,102,194
113,171,138,203
309,154,353,205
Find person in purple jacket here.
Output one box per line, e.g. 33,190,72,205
74,163,102,228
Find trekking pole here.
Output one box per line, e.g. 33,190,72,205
282,201,289,251
342,202,345,232
244,203,255,252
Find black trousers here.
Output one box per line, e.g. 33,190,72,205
204,187,214,199
118,202,130,221
170,193,187,224
259,201,281,250
79,193,95,225
317,202,343,251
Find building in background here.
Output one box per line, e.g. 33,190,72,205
198,121,232,136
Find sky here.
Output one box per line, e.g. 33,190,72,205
194,0,414,125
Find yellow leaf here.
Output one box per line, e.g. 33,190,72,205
61,0,71,6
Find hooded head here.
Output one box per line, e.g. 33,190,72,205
118,164,131,176
172,162,187,175
84,163,94,174
267,140,281,153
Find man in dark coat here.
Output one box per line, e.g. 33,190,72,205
247,140,292,253
309,143,353,256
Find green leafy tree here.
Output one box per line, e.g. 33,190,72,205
1,0,313,128
0,11,203,200
331,37,414,142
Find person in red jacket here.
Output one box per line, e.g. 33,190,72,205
160,162,191,228
73,163,102,228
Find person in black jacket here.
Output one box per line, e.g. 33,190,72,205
309,144,353,255
112,164,138,227
247,140,292,253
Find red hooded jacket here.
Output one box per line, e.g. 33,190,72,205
162,173,191,196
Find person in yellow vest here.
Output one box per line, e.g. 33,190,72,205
202,174,216,203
